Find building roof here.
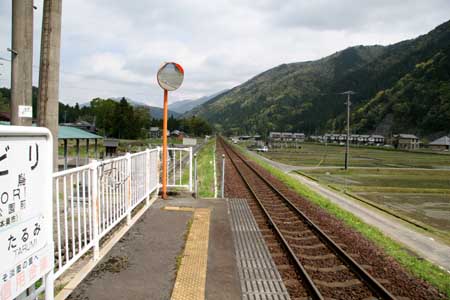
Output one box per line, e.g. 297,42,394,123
59,126,103,139
430,136,450,146
397,134,419,139
0,122,102,139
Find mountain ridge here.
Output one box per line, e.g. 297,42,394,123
187,20,450,137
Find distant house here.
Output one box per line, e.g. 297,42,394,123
293,133,305,142
62,120,97,133
149,127,161,138
281,132,293,141
238,135,252,140
393,134,420,150
429,136,450,151
104,138,119,157
269,132,281,141
357,135,370,144
371,135,385,145
171,130,185,140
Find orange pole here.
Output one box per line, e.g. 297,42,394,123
162,89,169,199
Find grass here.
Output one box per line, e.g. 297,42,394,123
194,138,216,197
260,142,450,168
235,143,450,298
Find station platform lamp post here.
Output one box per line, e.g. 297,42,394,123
157,62,184,199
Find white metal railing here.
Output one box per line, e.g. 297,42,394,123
52,148,159,279
165,147,193,190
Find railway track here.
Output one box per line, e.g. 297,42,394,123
219,137,397,300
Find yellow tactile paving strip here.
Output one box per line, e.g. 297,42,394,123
171,208,211,300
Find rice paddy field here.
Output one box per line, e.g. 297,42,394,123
260,143,450,169
256,143,450,236
299,168,450,236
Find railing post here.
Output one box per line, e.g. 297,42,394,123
189,147,193,191
44,269,54,300
126,153,132,225
221,154,225,198
157,146,161,196
145,149,150,206
194,153,198,198
90,160,100,260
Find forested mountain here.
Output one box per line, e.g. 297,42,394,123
187,20,450,137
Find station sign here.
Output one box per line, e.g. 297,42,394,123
0,126,54,300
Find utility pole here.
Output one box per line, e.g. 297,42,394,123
10,0,34,126
341,91,355,170
37,0,63,171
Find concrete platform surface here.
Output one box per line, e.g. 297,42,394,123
66,197,241,300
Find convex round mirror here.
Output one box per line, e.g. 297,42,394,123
157,62,184,91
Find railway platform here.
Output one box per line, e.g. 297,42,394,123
60,194,288,300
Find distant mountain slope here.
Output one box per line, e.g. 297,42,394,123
148,106,180,119
84,97,180,119
189,20,450,137
169,90,228,114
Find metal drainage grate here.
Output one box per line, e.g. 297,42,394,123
229,198,291,300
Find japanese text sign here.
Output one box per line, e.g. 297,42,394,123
0,126,53,300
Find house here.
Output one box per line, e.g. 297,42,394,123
281,132,293,141
171,130,185,140
429,136,450,151
357,135,370,144
293,133,305,142
371,135,385,145
238,135,252,140
269,132,281,141
393,134,420,150
149,127,161,138
104,138,119,157
350,134,359,143
171,130,182,137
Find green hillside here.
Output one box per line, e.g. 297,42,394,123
187,20,450,137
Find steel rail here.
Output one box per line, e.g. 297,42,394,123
220,137,397,300
220,139,323,300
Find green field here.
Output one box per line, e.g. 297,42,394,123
261,143,450,168
300,168,450,233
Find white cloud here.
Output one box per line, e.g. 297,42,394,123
0,0,449,106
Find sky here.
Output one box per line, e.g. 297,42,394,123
0,0,449,107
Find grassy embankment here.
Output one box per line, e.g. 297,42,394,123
181,138,216,197
235,143,450,298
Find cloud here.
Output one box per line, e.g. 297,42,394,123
0,0,449,106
